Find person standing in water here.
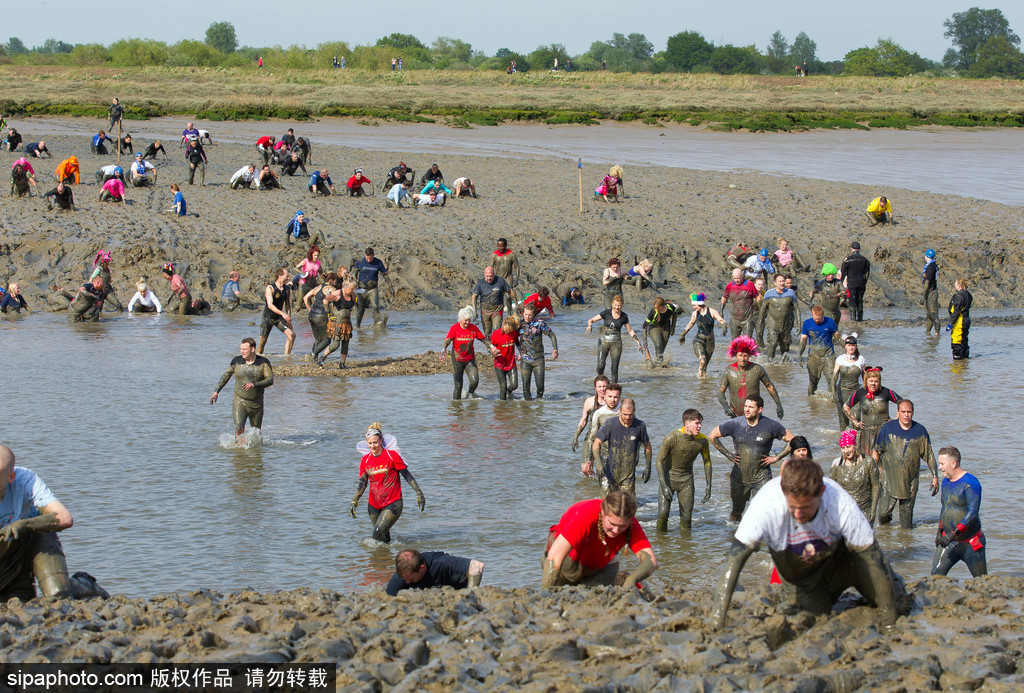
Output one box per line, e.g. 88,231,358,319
718,336,784,419
353,247,388,327
491,315,520,400
839,242,870,322
922,249,940,337
89,250,123,313
642,296,682,363
832,334,865,429
258,269,296,355
571,376,608,457
873,399,938,529
588,398,651,497
517,303,558,400
758,273,801,359
586,295,642,384
472,266,512,336
581,383,622,479
656,409,712,532
829,429,879,524
349,423,425,544
809,263,845,325
441,305,494,400
798,305,839,396
210,337,275,445
601,258,625,310
932,446,986,578
844,366,899,458
947,277,972,360
721,268,760,339
678,292,726,377
321,279,357,368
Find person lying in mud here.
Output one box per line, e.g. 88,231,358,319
350,423,425,544
416,188,445,206
624,258,658,290
452,176,476,198
656,408,712,532
589,398,651,497
718,336,784,419
127,280,162,313
385,180,416,208
0,445,75,602
542,491,657,592
386,549,484,595
710,456,900,631
210,337,275,445
933,446,986,578
708,393,793,523
555,283,584,306
280,152,307,177
420,178,452,198
678,293,726,377
347,169,371,196
142,139,166,160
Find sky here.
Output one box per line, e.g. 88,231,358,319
13,2,1023,62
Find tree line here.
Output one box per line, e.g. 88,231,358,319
2,8,1021,79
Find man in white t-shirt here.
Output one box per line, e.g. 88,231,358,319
710,456,899,631
129,153,157,187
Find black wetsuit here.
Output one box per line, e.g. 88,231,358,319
24,142,48,158
261,284,291,337
43,186,74,210
923,261,939,333
143,142,166,160
840,252,870,322
280,157,307,177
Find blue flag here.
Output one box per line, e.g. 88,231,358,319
577,159,582,169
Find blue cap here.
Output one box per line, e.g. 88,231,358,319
925,249,936,259
296,210,304,216
759,248,769,257
114,166,123,175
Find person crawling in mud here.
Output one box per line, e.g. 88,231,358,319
0,445,74,601
710,456,901,631
385,549,484,595
543,491,657,591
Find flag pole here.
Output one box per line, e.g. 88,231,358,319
577,159,583,213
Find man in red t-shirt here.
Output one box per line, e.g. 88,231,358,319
441,305,494,399
256,135,276,164
543,492,657,590
721,267,760,339
523,287,555,317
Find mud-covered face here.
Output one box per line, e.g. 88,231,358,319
604,389,621,410
784,492,822,524
938,454,958,480
774,275,786,291
743,399,761,421
735,351,751,367
841,444,857,461
683,418,702,436
601,512,631,539
240,342,254,360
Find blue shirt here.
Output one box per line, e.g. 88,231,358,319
221,280,240,301
355,258,387,284
387,185,412,203
309,171,332,187
93,133,111,146
940,473,982,539
0,468,57,529
174,191,186,216
800,316,838,354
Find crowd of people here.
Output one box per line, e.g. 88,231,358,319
1,112,987,636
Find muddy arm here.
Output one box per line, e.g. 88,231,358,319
710,539,756,630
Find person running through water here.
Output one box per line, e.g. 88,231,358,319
304,272,341,364
586,295,642,384
589,398,651,497
678,293,726,377
656,409,712,532
947,277,972,360
922,249,940,337
472,266,512,336
492,238,520,292
210,337,275,445
721,268,760,339
258,268,296,355
441,305,495,400
89,250,123,312
718,336,784,419
798,305,839,396
643,297,682,363
873,399,938,528
320,279,357,368
829,429,879,524
350,423,425,543
758,273,801,359
708,394,794,522
571,376,608,457
517,303,558,400
601,258,625,310
353,247,388,327
832,334,864,429
932,446,986,578
542,491,657,592
491,315,520,400
580,383,622,480
843,366,899,458
709,456,900,632
809,263,845,325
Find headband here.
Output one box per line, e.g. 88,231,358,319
365,427,382,440
839,429,857,447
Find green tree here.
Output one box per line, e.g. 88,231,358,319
204,21,237,54
170,40,221,66
108,38,169,67
789,32,817,65
665,30,714,71
7,37,27,54
943,7,1020,71
37,38,73,54
967,35,1024,77
767,31,789,60
376,33,427,50
431,37,473,66
709,44,764,74
70,44,109,66
843,39,926,77
528,43,569,71
610,32,654,60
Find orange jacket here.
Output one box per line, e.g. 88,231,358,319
55,156,80,184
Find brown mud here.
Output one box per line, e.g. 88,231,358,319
274,351,497,379
2,577,1022,689
1,126,1023,319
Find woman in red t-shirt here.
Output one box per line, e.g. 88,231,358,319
490,315,520,400
350,423,426,543
441,305,495,399
542,492,657,590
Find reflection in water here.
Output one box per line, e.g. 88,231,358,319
0,312,1020,596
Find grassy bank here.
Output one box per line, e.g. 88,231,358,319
2,66,1022,131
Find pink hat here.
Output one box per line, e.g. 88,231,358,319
839,429,857,447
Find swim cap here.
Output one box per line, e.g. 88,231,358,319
690,292,706,305
925,249,936,259
759,248,769,257
296,210,304,216
114,167,123,175
839,429,857,447
821,263,838,276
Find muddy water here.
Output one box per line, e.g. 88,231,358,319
2,306,1019,597
33,116,1024,205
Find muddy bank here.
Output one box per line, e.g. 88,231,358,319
2,577,1022,689
274,351,492,378
1,121,1023,319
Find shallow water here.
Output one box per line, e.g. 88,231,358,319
2,305,1020,597
32,116,1024,206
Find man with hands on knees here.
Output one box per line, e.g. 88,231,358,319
542,491,657,596
710,456,901,632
